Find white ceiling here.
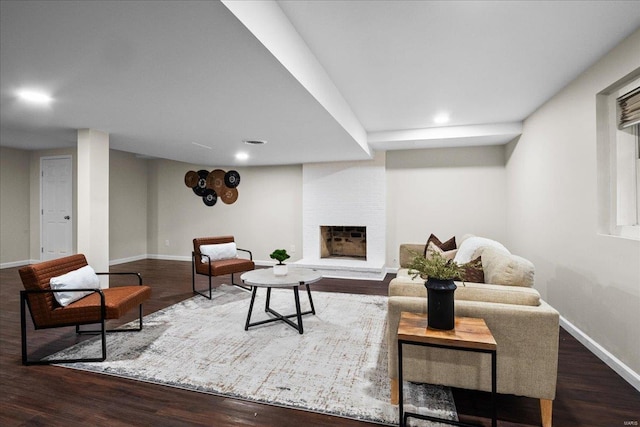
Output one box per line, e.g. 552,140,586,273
1,0,639,166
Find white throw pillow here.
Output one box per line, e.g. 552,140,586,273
453,236,509,265
200,242,237,263
50,265,101,307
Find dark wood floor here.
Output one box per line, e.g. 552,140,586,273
1,259,638,426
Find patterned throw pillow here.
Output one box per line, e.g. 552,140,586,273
425,241,457,261
460,256,485,283
423,233,457,257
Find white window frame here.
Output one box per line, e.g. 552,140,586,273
597,74,640,240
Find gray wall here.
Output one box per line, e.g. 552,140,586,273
386,145,508,267
505,29,640,376
147,158,302,263
0,147,30,266
109,150,148,262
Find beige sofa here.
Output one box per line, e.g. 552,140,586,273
387,235,559,427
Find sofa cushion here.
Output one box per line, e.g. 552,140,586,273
395,268,425,283
399,244,427,268
423,233,456,257
454,236,509,264
456,282,540,306
482,247,535,288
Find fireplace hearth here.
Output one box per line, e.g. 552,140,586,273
320,226,366,260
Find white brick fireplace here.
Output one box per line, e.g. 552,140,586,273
296,153,386,280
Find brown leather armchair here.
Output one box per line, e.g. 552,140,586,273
192,236,255,298
18,254,152,365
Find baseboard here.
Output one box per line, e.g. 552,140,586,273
560,315,640,392
147,254,191,262
146,254,272,267
0,259,37,269
109,254,148,266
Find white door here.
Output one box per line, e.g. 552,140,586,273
41,156,73,261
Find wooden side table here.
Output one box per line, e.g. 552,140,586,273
397,312,498,427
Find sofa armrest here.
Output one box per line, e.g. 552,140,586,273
386,296,559,400
399,243,426,268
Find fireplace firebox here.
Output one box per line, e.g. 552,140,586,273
320,226,367,260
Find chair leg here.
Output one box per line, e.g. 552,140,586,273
21,293,144,365
21,294,107,366
231,272,252,292
20,291,29,365
192,254,213,299
191,254,196,294
540,399,553,427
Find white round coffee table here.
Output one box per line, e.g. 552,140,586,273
241,267,322,334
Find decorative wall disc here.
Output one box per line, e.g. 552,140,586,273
207,169,226,192
220,187,238,204
202,189,218,206
184,170,198,188
193,169,209,196
185,169,241,207
224,170,241,188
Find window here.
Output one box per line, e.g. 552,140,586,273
597,73,640,240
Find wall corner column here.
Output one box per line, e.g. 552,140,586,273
77,129,109,287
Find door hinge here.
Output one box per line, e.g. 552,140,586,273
41,247,43,253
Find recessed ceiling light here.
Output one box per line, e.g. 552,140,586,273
243,139,267,145
235,152,249,161
16,88,53,105
433,113,450,124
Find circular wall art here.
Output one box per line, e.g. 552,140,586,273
184,169,241,207
220,187,238,204
184,170,198,188
202,188,218,206
207,169,226,192
192,169,209,196
224,170,240,188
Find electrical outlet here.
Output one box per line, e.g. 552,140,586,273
165,240,170,247
290,245,296,254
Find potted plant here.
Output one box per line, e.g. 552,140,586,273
407,249,479,330
270,249,290,276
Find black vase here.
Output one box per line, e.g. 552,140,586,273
425,278,457,330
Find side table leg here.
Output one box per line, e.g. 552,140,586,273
398,341,404,427
491,350,497,427
293,286,303,334
305,283,316,315
265,287,272,312
244,286,258,331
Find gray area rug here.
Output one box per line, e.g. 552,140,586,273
51,285,457,426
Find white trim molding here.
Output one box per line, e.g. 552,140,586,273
109,254,149,266
560,315,640,392
0,259,38,269
146,254,272,268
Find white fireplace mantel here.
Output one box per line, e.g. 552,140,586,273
296,154,386,280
